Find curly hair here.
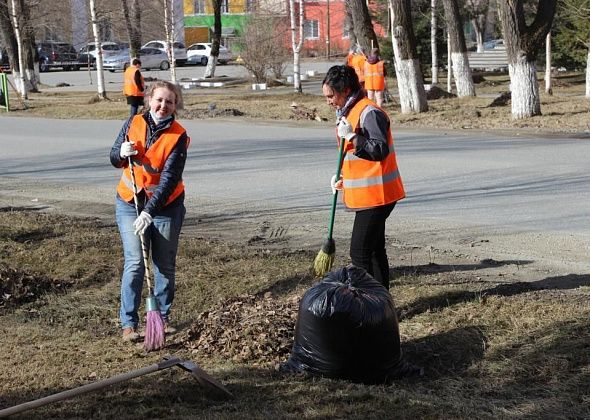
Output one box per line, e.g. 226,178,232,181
322,65,361,94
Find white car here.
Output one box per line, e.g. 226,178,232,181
141,40,187,66
103,47,170,72
186,43,233,66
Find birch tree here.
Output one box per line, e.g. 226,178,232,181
290,0,304,92
348,0,379,53
204,0,222,78
497,0,556,119
9,0,26,99
163,0,177,83
389,0,428,113
89,0,106,99
545,32,552,95
431,0,439,85
442,0,475,97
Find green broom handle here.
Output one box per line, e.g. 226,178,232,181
327,137,347,239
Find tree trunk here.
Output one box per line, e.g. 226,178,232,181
10,0,27,99
389,0,428,113
472,19,484,53
349,0,379,54
442,0,475,97
205,0,222,78
89,0,107,99
290,0,304,93
545,32,552,95
447,29,452,92
20,0,38,93
497,0,556,119
344,3,357,49
586,47,590,98
466,0,489,52
122,0,142,58
431,0,438,85
163,0,177,83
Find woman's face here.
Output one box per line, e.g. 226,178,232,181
148,87,177,119
322,84,350,111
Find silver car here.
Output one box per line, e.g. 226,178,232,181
103,47,170,72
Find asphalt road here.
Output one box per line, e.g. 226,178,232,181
1,116,589,236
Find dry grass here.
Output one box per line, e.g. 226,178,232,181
3,72,590,135
1,209,589,419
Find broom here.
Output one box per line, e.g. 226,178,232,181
313,136,347,277
126,140,166,351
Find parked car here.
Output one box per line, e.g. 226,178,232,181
141,40,187,66
37,41,80,72
103,47,170,72
186,43,233,66
484,39,504,50
78,41,125,67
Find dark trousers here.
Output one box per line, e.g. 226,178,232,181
127,95,144,116
349,202,396,289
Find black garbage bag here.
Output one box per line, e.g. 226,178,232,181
281,265,403,384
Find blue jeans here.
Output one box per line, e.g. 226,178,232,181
115,197,185,329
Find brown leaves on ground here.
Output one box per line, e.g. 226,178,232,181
182,293,300,367
0,263,71,310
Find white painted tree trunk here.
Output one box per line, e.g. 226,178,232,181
509,58,541,119
289,0,304,92
164,0,177,83
394,58,428,113
10,0,27,100
475,29,484,53
545,32,552,95
447,32,452,92
586,48,590,98
431,0,438,85
451,52,475,96
204,58,217,78
89,0,106,99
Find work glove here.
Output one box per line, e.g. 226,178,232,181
120,141,138,159
330,174,343,194
133,211,153,236
337,117,356,141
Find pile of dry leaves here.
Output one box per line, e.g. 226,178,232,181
182,293,301,366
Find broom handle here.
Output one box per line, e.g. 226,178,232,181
126,137,155,294
327,137,347,240
0,358,182,418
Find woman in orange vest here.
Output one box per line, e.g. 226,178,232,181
123,58,144,116
322,65,405,289
364,48,386,107
110,80,190,342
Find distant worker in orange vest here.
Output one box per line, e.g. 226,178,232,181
322,65,405,290
364,48,386,107
349,48,367,89
123,58,145,116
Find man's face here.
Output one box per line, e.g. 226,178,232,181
322,84,349,110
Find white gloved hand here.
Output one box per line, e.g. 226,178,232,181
330,174,343,194
120,141,138,159
337,117,356,141
133,211,153,236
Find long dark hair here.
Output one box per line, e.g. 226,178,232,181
322,65,361,94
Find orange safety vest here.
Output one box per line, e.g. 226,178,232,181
339,97,405,209
117,115,189,206
123,66,144,97
351,54,366,83
364,61,385,91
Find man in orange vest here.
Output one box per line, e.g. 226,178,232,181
123,58,144,116
364,48,386,107
322,65,405,290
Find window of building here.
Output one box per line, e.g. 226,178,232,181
304,20,319,40
342,23,350,39
221,0,229,13
194,0,205,14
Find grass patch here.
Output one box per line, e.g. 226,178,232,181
0,209,589,419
